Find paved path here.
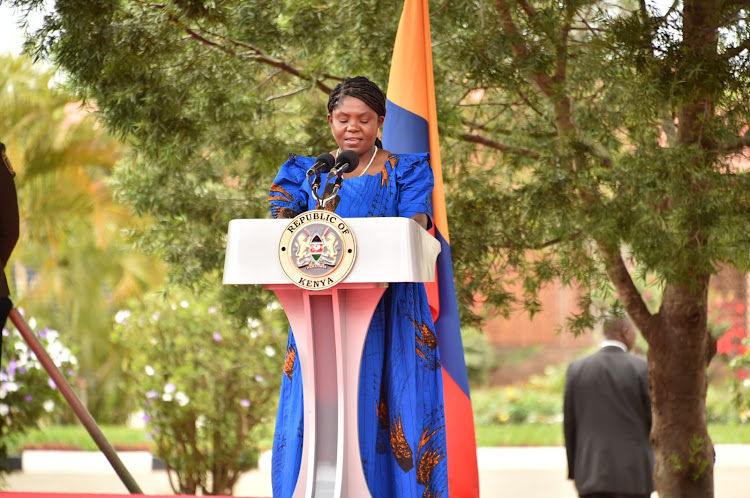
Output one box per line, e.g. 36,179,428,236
3,445,749,497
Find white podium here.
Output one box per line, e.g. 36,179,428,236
223,217,440,497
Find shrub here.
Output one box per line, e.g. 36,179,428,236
1,312,77,471
112,287,286,495
461,326,498,388
472,364,565,426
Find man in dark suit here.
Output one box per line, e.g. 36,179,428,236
1,142,20,355
564,315,654,498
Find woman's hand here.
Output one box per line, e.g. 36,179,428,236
411,213,429,230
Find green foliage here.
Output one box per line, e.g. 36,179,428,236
688,434,709,481
472,364,565,426
461,326,498,388
111,284,286,495
10,0,749,330
1,54,166,423
706,375,744,424
474,353,747,428
728,338,750,422
0,316,77,473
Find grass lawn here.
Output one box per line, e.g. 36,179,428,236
7,425,153,453
8,422,750,454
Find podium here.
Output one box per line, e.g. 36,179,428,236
223,217,441,498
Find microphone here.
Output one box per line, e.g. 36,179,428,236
306,153,336,179
330,150,359,177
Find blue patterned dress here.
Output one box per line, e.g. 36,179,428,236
268,153,449,498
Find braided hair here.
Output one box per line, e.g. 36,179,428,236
327,76,386,117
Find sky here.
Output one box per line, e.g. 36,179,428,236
0,2,46,57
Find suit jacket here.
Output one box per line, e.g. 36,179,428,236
1,143,19,298
564,346,654,495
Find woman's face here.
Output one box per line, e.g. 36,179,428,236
328,96,384,157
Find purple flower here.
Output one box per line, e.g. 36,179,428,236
24,394,33,402
240,399,251,407
19,367,26,375
164,383,176,394
146,390,158,399
142,413,151,423
38,328,48,339
48,378,57,389
213,332,222,342
7,360,17,376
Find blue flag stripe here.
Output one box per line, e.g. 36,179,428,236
383,100,430,154
433,227,471,396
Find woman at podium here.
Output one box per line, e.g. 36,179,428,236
268,76,449,497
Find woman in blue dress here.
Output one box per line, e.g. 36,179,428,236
268,76,448,498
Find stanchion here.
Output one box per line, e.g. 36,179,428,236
8,307,143,494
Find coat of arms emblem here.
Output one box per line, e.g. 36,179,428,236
294,229,339,269
278,211,356,290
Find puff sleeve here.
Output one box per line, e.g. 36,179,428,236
269,154,314,219
395,153,434,221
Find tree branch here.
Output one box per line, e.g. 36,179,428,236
502,231,582,250
578,136,614,168
516,0,538,19
516,88,547,120
459,132,541,158
653,0,680,30
595,240,656,340
146,1,338,94
716,134,750,154
265,87,307,102
494,0,556,98
205,29,339,93
555,17,571,84
722,37,750,60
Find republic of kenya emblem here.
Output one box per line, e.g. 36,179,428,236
278,211,356,290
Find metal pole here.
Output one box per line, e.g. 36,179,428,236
8,307,143,494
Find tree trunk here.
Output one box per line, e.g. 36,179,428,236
646,278,715,497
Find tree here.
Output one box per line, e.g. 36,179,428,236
11,0,750,495
437,2,749,496
0,54,165,422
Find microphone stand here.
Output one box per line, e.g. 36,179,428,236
309,172,325,209
8,307,143,494
309,171,344,210
309,151,356,210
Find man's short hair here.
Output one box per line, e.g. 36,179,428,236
602,314,633,341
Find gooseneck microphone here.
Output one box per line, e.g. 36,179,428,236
307,153,336,198
310,150,360,210
330,150,360,177
307,153,336,179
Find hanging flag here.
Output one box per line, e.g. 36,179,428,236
382,1,480,496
